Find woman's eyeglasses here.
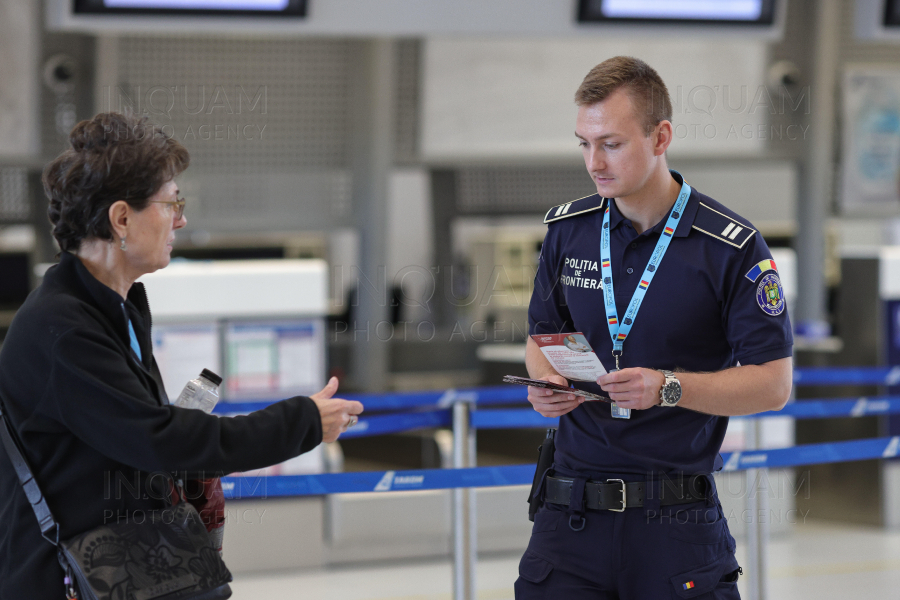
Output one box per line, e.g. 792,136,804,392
149,198,186,220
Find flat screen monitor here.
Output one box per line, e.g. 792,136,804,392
73,0,307,17
0,253,31,308
886,0,900,26
578,0,776,25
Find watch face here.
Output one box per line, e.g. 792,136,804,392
663,382,682,404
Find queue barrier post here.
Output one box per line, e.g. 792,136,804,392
452,399,477,600
743,418,769,600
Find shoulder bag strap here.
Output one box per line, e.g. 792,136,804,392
0,402,60,544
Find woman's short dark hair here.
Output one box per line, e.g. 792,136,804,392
43,112,190,252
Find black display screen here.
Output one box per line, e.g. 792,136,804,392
0,253,31,308
578,0,776,25
73,0,306,17
885,0,900,26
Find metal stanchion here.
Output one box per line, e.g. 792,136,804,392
467,405,478,600
758,464,770,600
744,419,760,600
452,400,476,600
743,419,768,600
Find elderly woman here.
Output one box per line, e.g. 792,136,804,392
0,112,363,598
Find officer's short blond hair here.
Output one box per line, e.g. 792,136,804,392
575,56,673,136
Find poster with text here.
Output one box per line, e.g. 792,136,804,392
842,67,900,214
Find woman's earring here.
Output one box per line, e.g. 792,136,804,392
120,236,127,252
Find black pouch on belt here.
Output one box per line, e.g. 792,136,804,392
528,428,556,522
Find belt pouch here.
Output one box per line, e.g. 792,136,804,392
528,428,556,522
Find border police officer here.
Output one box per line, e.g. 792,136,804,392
516,56,793,599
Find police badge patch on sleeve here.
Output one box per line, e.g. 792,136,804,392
756,272,785,315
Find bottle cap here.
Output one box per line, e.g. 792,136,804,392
199,368,223,387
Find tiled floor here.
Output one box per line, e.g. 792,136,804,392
229,520,900,599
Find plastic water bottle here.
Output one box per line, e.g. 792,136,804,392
173,368,226,554
174,369,222,414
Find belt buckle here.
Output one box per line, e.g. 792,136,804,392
607,478,626,512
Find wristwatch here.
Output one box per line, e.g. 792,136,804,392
658,370,682,407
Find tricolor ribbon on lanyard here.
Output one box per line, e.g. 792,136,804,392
599,175,691,417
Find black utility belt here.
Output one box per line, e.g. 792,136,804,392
543,475,708,512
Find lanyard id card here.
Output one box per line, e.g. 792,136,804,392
599,177,691,419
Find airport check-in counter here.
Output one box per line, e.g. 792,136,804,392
140,260,332,571
139,259,534,571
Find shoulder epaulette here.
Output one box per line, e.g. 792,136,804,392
543,194,606,224
691,202,756,249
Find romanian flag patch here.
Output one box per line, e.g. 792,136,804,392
683,581,695,590
744,259,778,282
663,226,675,237
617,333,627,340
607,316,618,325
602,259,611,268
639,280,650,289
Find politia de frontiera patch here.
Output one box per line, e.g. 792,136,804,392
756,273,785,316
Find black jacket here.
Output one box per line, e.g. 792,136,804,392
0,252,323,599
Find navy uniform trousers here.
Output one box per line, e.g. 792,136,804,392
515,477,741,599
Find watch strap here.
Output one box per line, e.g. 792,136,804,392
658,370,681,406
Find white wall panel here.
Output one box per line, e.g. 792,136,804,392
139,259,328,319
0,0,39,158
421,38,768,160
670,160,798,235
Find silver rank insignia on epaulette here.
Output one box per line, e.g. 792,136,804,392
543,194,606,224
691,202,757,249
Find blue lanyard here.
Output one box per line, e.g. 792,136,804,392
127,318,142,362
600,178,691,370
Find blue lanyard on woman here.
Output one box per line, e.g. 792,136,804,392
599,177,691,418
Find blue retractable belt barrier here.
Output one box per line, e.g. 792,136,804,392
720,435,900,471
214,386,527,416
336,409,451,439
221,435,900,499
469,409,559,430
214,408,450,439
221,465,537,499
792,365,900,386
470,396,900,430
776,396,900,418
339,387,528,410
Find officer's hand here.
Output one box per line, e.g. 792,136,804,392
310,376,365,443
597,368,665,410
527,374,583,418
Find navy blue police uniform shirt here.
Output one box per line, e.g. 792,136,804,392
528,171,793,480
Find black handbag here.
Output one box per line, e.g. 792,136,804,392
0,404,233,600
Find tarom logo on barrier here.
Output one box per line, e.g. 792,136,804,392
374,471,395,491
373,471,426,492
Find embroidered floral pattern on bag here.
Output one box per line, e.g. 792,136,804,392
61,503,232,599
82,536,127,571
189,546,232,588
